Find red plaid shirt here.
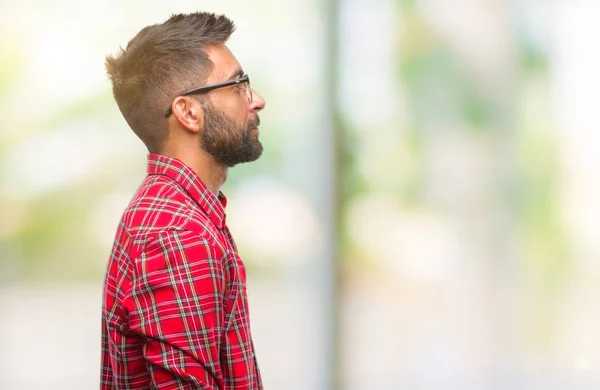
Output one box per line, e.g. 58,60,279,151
101,154,262,389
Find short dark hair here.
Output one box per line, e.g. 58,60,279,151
105,12,236,153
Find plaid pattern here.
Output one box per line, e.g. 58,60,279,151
101,154,262,389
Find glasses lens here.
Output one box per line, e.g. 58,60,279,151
246,80,252,102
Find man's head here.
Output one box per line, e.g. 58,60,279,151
105,12,265,166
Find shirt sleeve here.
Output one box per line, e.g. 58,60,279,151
123,228,226,389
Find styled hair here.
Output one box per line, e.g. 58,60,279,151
105,12,235,153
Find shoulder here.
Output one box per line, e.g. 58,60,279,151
131,228,228,285
115,175,228,266
141,228,225,259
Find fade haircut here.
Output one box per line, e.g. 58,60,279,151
105,12,235,153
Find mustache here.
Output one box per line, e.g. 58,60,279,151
247,116,260,130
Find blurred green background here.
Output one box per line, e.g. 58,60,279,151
1,0,600,389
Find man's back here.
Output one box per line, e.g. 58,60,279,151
100,154,262,389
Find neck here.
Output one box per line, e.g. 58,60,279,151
160,147,228,196
197,155,228,196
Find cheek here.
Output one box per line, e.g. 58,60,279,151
222,97,247,123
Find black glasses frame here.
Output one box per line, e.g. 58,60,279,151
165,75,251,117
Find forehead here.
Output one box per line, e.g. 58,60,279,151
204,43,242,82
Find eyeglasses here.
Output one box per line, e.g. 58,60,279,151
165,74,252,117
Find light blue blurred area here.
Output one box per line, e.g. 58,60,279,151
2,0,600,389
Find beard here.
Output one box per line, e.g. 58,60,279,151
200,101,263,168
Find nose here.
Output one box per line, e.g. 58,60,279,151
249,89,265,112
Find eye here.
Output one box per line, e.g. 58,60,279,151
234,81,248,93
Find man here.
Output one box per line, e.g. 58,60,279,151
101,12,265,389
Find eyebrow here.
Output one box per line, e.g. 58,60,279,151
226,68,245,81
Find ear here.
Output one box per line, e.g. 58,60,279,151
171,96,203,133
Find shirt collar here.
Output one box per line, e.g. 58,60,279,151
147,154,227,229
